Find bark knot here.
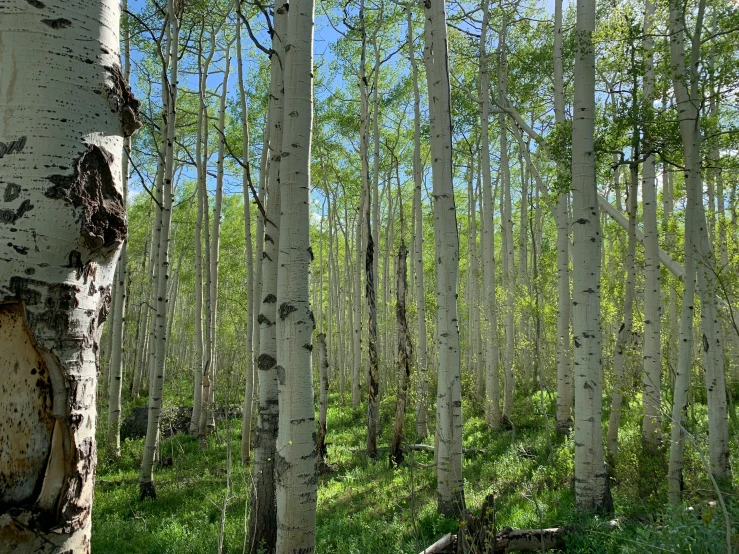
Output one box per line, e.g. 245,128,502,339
101,65,143,138
46,145,127,258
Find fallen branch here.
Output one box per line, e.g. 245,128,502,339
418,533,454,554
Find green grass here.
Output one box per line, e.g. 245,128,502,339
93,386,739,553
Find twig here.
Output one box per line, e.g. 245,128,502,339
212,125,272,227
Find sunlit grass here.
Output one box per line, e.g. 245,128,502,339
93,386,739,553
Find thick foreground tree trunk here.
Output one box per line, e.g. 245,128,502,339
0,1,140,550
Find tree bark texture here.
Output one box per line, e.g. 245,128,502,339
274,0,318,550
422,0,465,518
571,0,611,512
0,0,140,550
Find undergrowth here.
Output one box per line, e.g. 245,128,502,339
93,384,739,553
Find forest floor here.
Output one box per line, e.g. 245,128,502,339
93,381,739,553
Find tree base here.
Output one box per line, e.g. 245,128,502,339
139,480,157,501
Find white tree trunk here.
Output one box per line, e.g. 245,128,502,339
641,0,661,445
249,4,286,550
498,14,515,423
571,0,611,511
480,0,501,430
204,39,232,433
236,7,255,464
140,2,178,500
274,0,317,550
667,0,731,500
0,2,139,549
105,2,132,461
606,165,636,462
189,54,207,432
407,2,429,440
317,332,329,464
360,0,380,458
422,0,465,517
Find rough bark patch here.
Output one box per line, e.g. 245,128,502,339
46,145,126,257
101,65,142,138
0,302,55,509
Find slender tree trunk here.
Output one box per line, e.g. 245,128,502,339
199,28,217,438
480,0,501,430
352,190,364,407
467,159,483,397
253,112,268,396
237,7,256,463
106,4,131,453
571,0,611,512
317,333,329,464
359,0,379,457
140,0,179,500
606,163,636,463
517,144,530,391
422,0,465,517
204,40,233,433
641,0,661,445
668,0,731,500
498,12,515,423
0,1,139,549
249,5,286,551
390,240,411,468
190,27,218,433
407,2,429,440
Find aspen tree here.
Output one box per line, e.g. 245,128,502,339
190,108,205,432
641,0,661,445
668,0,730,500
0,0,140,548
274,0,318,549
606,157,636,463
571,0,611,512
360,0,380,458
467,157,482,397
552,0,572,433
249,2,286,549
204,37,233,433
390,182,412,468
140,0,179,501
317,333,329,465
407,1,429,440
498,8,515,423
106,0,132,461
197,25,220,437
479,0,502,430
422,0,465,518
236,4,255,463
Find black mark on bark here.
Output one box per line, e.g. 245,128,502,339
0,136,27,159
0,199,33,225
257,354,276,371
25,0,45,7
41,18,72,29
279,302,297,320
4,183,21,202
